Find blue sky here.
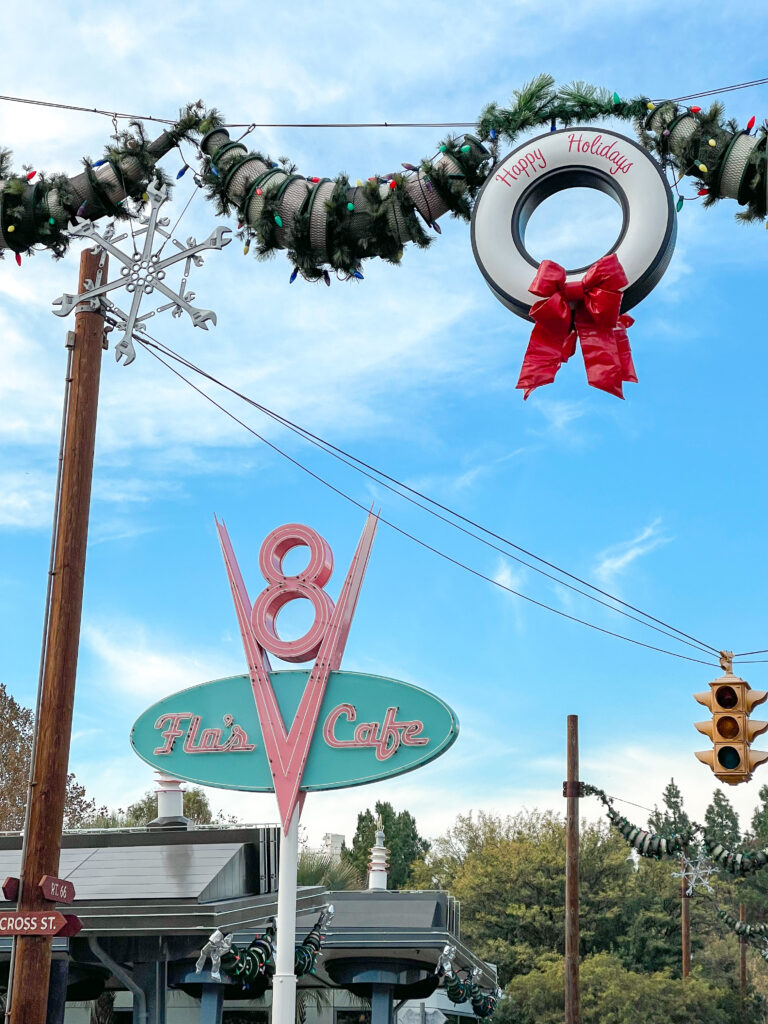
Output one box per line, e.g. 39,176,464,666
1,0,768,847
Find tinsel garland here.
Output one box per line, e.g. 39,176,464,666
587,783,768,878
0,78,764,274
293,911,331,977
0,101,216,262
584,785,698,859
198,124,489,280
702,834,768,876
210,908,330,990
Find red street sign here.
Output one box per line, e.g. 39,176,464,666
0,911,67,936
57,914,83,937
39,875,76,904
2,877,19,902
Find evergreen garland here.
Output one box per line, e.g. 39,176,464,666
702,833,768,876
584,784,698,859
0,80,765,274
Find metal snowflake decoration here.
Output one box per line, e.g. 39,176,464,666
52,182,231,366
672,850,717,896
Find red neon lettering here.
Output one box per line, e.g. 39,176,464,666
323,704,429,761
153,713,192,755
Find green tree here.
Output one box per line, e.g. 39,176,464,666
704,790,741,847
749,784,768,843
439,810,633,982
0,683,101,831
648,778,691,835
409,810,516,890
502,951,757,1024
342,801,429,889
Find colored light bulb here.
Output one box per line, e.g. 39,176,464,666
612,92,620,104
402,163,418,171
323,270,330,286
6,225,14,232
708,138,716,147
439,145,447,152
353,270,364,279
433,221,442,234
15,253,21,266
747,116,756,133
460,144,471,153
690,106,701,114
309,176,320,183
49,217,55,225
210,165,219,176
177,165,188,179
676,197,684,212
698,163,708,173
91,160,105,169
356,179,363,186
255,189,262,196
347,202,354,211
647,101,656,111
243,242,250,255
274,214,282,227
489,129,497,140
698,188,709,196
290,268,298,283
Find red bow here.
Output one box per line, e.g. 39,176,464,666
516,254,637,400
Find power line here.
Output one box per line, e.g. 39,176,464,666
135,333,719,669
0,93,176,126
133,335,720,659
0,74,767,133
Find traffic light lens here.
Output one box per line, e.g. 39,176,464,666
716,716,740,739
717,746,742,770
715,685,738,709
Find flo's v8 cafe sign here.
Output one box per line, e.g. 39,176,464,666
131,516,458,829
131,669,457,791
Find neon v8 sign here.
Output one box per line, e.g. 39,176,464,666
130,516,459,830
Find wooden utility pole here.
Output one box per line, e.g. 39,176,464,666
8,248,107,1024
740,902,747,1016
564,715,580,1024
681,858,690,979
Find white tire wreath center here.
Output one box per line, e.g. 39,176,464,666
471,127,676,319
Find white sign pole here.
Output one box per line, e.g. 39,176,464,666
272,808,300,1024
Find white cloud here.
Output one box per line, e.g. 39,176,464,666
593,517,671,587
0,470,54,528
81,619,243,702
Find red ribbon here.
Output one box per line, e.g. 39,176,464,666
516,254,637,400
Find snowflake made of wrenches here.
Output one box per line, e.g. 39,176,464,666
52,182,231,366
672,850,718,896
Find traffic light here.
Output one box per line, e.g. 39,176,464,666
694,657,768,785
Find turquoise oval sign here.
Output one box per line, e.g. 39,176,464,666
130,670,459,791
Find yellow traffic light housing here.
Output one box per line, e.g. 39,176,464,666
694,654,768,784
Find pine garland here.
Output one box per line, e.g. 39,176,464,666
584,784,698,859
0,80,765,275
702,833,768,876
199,125,489,280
